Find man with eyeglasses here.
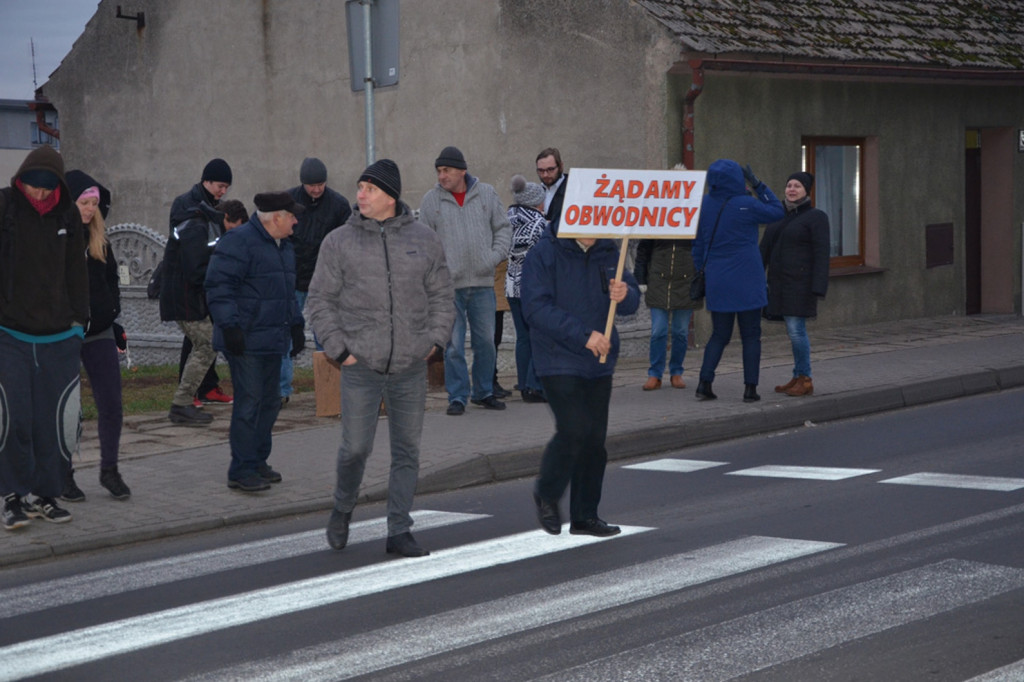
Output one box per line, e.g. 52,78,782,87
536,147,568,223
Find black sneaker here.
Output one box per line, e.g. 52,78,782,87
227,475,271,492
168,403,214,426
60,469,85,503
492,381,512,399
470,395,506,411
446,401,465,416
257,464,282,484
100,468,132,500
23,496,72,523
521,389,547,403
3,494,30,531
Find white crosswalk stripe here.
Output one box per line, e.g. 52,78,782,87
728,465,881,480
881,472,1024,492
0,510,488,618
623,458,727,473
183,535,843,681
0,525,652,681
535,559,1024,681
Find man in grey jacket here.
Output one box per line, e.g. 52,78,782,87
419,146,512,416
307,159,454,558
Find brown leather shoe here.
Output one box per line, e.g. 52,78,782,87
775,377,799,393
670,375,686,389
642,376,662,391
785,376,814,396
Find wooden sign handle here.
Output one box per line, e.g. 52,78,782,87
599,237,629,364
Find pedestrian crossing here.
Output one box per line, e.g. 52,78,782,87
624,458,1024,491
2,508,1023,680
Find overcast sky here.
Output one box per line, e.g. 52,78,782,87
0,1,99,100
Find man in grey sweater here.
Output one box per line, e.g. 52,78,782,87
307,159,454,558
419,146,512,415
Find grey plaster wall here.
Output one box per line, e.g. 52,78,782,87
45,0,678,232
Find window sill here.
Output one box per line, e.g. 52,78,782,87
829,265,887,278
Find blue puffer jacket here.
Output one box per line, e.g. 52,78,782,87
692,159,785,313
521,225,640,379
204,213,302,355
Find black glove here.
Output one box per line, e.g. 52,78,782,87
742,164,761,189
222,326,246,356
289,324,305,357
112,322,127,351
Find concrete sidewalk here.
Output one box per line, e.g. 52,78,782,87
3,314,1023,567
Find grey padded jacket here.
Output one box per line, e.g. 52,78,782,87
306,203,455,374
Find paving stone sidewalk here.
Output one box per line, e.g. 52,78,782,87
3,314,1022,567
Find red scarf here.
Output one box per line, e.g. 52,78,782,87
16,178,62,215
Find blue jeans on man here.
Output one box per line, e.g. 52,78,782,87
648,308,692,378
226,352,282,482
333,362,426,536
445,286,497,406
784,315,812,377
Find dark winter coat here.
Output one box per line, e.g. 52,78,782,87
545,173,568,223
692,159,785,313
521,225,641,379
66,170,119,336
634,239,702,311
288,184,351,292
160,202,224,322
204,213,303,355
169,183,218,233
760,201,831,319
0,145,90,336
306,203,454,374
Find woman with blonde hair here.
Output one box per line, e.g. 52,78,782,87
65,170,131,501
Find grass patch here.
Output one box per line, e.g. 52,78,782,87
80,363,315,420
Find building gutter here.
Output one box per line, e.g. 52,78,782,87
681,60,704,171
27,97,60,140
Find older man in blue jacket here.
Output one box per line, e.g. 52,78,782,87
521,221,640,537
205,192,306,492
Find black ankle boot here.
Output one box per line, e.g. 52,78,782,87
695,380,717,401
743,384,760,402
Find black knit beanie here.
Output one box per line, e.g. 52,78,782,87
300,157,328,184
787,171,814,194
359,159,402,200
201,158,233,184
434,146,467,170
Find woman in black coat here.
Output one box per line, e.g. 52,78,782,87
760,172,830,397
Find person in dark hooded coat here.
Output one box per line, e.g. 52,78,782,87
760,171,830,397
691,159,785,403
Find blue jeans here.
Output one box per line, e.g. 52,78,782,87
648,308,692,378
333,361,426,536
784,315,812,377
699,309,761,386
536,374,613,524
507,297,542,393
445,286,496,405
226,352,282,481
281,290,319,398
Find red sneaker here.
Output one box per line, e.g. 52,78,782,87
201,387,233,404
192,398,203,408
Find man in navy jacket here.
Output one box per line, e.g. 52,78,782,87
521,221,640,537
205,192,306,492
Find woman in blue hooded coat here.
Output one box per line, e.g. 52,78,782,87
691,159,785,403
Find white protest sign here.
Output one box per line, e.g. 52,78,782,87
556,168,706,239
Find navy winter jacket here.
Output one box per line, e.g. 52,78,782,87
521,225,640,379
204,214,302,355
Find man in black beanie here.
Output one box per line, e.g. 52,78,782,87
307,159,454,558
280,157,352,405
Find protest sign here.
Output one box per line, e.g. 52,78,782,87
555,168,707,239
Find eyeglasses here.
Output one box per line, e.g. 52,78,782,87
536,166,558,174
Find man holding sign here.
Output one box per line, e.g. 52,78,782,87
522,220,640,537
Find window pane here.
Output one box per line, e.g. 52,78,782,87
814,145,860,258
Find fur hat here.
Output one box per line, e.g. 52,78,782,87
253,191,304,215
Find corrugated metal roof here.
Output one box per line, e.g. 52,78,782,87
633,0,1024,69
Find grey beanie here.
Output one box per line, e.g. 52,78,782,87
300,157,328,185
510,174,545,208
434,146,467,170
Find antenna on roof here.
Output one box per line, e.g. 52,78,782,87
30,37,38,91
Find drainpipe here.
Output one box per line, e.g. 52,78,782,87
27,98,60,141
682,59,703,171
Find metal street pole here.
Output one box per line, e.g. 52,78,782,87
362,0,375,165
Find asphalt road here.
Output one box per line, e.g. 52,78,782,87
3,388,1024,681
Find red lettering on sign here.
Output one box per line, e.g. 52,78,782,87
594,175,610,199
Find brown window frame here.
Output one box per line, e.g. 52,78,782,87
803,137,866,269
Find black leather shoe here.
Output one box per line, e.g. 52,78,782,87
533,491,562,535
386,531,430,557
471,395,506,410
326,509,352,550
569,518,621,537
521,389,547,403
446,401,465,416
493,381,512,399
695,380,717,401
743,384,761,403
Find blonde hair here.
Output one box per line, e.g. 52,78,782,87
86,211,108,262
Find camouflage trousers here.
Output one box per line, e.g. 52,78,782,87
172,318,217,406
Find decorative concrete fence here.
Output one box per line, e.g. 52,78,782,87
107,222,651,369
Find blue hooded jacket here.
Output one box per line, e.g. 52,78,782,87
692,159,785,313
204,213,303,355
521,225,640,379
